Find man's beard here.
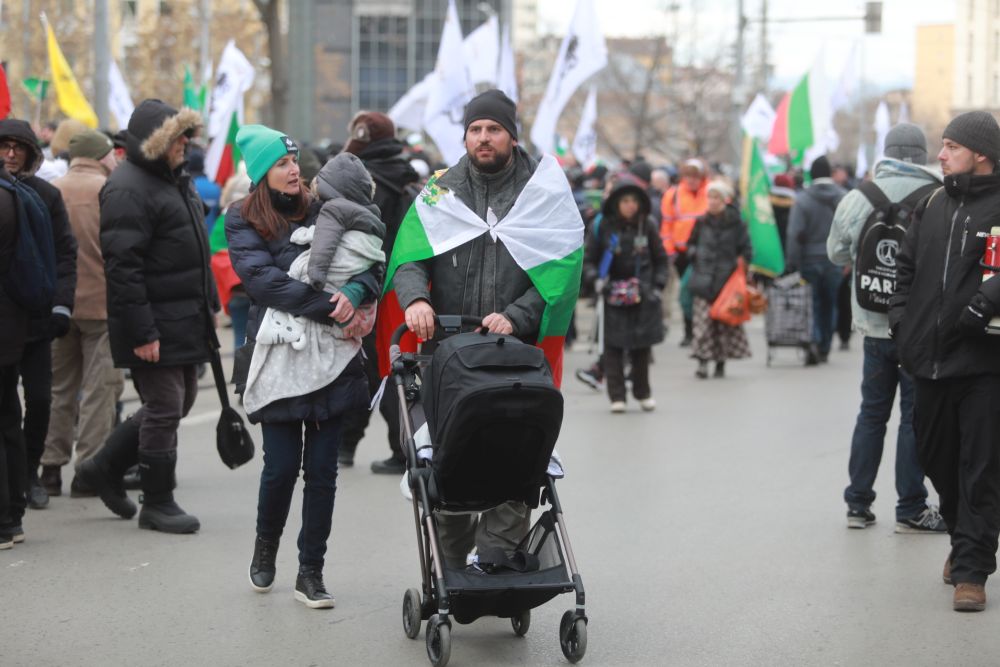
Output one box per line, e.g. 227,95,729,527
470,144,512,174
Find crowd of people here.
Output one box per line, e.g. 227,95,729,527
2,91,1000,614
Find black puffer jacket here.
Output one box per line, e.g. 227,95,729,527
356,138,419,260
583,180,669,349
889,173,1000,379
100,99,218,368
0,118,78,341
0,168,28,365
687,205,752,302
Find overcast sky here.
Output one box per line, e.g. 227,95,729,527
538,0,956,91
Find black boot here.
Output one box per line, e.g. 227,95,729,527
249,536,279,592
714,361,726,378
122,465,141,490
137,452,200,534
680,317,694,347
695,360,709,379
75,418,140,519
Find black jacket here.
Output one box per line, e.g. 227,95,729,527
889,172,1000,379
356,138,419,260
687,205,753,302
0,168,28,365
0,118,78,341
583,180,669,349
99,100,218,368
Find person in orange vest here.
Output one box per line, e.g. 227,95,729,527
660,159,709,346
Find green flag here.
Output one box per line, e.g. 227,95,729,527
740,134,785,277
22,78,49,102
183,66,201,110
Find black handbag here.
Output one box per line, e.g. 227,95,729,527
210,344,255,469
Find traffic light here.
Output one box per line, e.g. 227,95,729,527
865,2,882,34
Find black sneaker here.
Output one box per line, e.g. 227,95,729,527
27,480,49,510
9,523,24,544
337,450,355,467
847,508,876,529
574,368,603,391
370,457,406,475
294,568,335,609
895,506,948,534
0,529,12,551
249,536,279,593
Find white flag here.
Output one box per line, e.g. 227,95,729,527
529,0,607,156
208,41,255,138
898,101,911,124
830,41,860,112
873,101,891,161
423,0,476,166
107,60,134,131
463,15,499,86
389,73,434,133
856,143,869,180
497,24,518,104
572,86,598,167
741,93,776,142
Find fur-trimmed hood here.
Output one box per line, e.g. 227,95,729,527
125,99,201,178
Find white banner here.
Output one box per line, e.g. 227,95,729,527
207,40,254,138
873,101,891,162
529,0,607,155
388,73,433,133
463,15,499,86
572,86,598,168
107,60,134,131
422,0,475,165
497,24,518,104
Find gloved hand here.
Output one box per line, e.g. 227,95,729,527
49,312,71,339
957,292,994,335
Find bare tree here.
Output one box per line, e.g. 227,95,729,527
252,0,287,130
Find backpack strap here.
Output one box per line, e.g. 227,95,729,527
857,181,891,210
899,182,940,210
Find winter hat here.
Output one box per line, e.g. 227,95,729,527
68,130,114,161
49,119,90,157
679,158,705,177
884,123,927,164
344,112,396,155
809,155,832,180
235,124,299,186
628,160,652,185
463,89,518,140
943,110,1000,164
707,179,734,201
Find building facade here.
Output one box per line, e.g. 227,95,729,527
953,1,1000,113
912,23,954,141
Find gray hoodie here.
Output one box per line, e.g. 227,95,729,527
786,178,846,270
308,152,386,290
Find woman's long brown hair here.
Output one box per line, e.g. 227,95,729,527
241,183,311,241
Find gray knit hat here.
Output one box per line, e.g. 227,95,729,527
943,111,1000,164
884,123,927,164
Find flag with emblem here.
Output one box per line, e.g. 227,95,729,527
377,154,584,386
741,134,785,276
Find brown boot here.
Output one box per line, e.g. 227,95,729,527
943,557,952,585
40,465,62,497
953,583,986,612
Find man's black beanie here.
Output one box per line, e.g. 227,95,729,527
943,111,1000,165
463,89,518,141
809,155,832,181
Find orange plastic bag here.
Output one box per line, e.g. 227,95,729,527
709,259,751,326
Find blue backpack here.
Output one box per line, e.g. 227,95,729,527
1,178,56,316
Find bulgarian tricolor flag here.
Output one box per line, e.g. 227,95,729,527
206,111,241,187
767,57,831,160
377,154,584,387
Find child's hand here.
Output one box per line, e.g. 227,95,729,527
329,292,356,324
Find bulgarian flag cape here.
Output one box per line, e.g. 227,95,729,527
377,154,584,387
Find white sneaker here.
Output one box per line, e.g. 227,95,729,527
639,398,656,412
610,401,626,413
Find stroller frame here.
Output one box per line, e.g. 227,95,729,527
389,316,588,666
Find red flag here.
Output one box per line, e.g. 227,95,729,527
0,63,12,119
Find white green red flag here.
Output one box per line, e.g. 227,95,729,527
206,111,241,187
378,154,584,386
767,57,831,161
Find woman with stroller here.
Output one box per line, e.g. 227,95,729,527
687,180,753,378
583,176,669,413
225,125,381,609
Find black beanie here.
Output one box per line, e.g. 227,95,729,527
809,155,831,180
463,89,518,141
943,111,1000,165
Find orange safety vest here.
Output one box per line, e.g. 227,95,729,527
660,180,708,255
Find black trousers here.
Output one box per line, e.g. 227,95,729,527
914,375,1000,586
837,273,853,345
17,338,51,479
130,365,199,456
604,346,651,403
339,332,402,461
0,364,26,526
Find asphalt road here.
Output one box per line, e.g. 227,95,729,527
3,311,997,667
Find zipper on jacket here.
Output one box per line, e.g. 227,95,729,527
960,215,971,254
933,198,964,380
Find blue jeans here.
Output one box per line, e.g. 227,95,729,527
844,337,928,520
257,419,341,568
229,293,250,349
801,261,842,357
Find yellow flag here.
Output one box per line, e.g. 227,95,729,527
45,23,98,128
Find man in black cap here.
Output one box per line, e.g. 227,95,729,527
392,89,545,567
890,110,1000,612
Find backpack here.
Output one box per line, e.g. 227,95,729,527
0,177,56,316
854,181,938,313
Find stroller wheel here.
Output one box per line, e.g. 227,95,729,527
425,614,451,667
402,588,422,639
559,610,588,664
511,609,530,637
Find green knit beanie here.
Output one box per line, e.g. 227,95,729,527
235,124,298,186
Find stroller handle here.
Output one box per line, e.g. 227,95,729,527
389,315,488,367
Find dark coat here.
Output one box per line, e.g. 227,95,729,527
0,169,28,365
99,100,218,368
583,180,669,349
356,138,420,260
687,205,753,302
0,118,78,341
225,197,379,424
889,173,1000,379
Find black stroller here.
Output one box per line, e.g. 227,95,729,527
389,316,588,667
